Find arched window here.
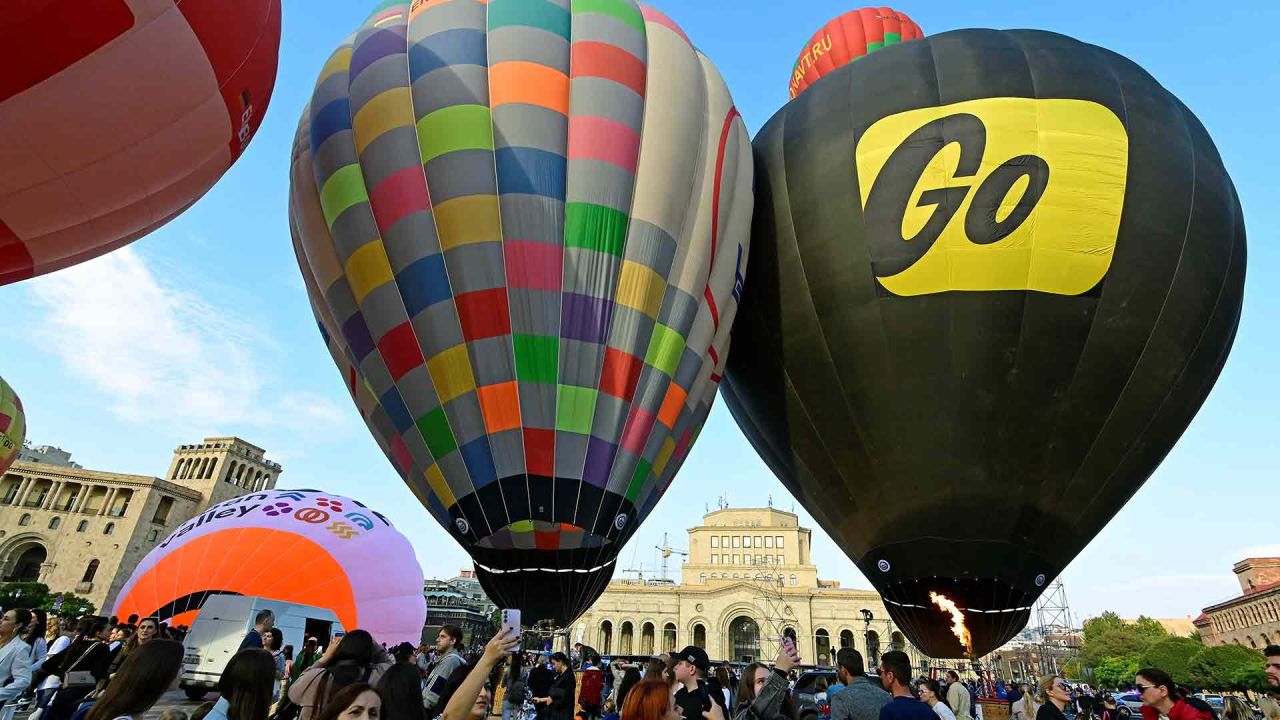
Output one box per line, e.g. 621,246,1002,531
663,623,677,652
103,522,115,535
840,629,855,649
76,520,88,532
815,628,831,665
48,517,61,530
82,559,100,583
790,574,797,586
18,513,31,526
700,573,707,584
693,623,706,649
599,621,613,656
640,622,656,655
620,621,634,655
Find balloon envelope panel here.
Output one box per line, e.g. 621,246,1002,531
113,489,427,644
0,0,281,285
0,376,24,475
725,28,1244,658
289,0,752,624
789,7,923,100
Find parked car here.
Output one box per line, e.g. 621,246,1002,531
1115,693,1145,714
792,669,838,720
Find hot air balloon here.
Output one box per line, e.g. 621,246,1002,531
0,376,25,475
113,488,426,644
289,0,752,625
725,29,1245,658
0,0,281,286
788,7,922,100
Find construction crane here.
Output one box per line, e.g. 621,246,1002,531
655,532,688,582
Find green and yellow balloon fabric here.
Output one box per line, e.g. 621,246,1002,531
0,376,25,475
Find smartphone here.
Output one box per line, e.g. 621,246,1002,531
500,609,522,653
782,628,797,655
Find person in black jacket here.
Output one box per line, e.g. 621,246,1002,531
42,617,114,720
672,646,729,720
532,653,577,720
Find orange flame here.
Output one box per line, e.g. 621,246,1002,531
929,591,974,657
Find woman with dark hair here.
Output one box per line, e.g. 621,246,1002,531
207,649,276,720
0,608,34,716
615,668,643,714
24,610,49,677
81,639,184,720
314,684,381,720
289,632,394,720
918,680,957,720
106,617,159,682
441,629,519,720
1134,669,1211,720
500,652,527,720
42,617,113,720
264,629,286,702
375,664,425,720
728,640,799,720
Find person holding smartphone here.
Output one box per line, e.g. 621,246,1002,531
673,647,728,720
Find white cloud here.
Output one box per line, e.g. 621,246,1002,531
21,248,352,437
1233,545,1280,562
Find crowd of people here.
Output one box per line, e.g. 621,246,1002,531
2,609,1278,720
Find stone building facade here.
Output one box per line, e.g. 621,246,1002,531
0,437,281,613
569,508,929,671
424,569,498,648
1194,557,1280,650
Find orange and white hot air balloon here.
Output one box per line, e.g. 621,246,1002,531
788,7,923,99
0,0,281,285
113,488,426,644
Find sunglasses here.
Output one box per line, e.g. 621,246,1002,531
1135,684,1157,693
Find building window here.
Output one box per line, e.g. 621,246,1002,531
147,529,160,542
711,536,719,548
82,559,100,583
76,521,88,532
776,555,783,565
790,574,797,586
18,513,31,526
776,536,784,548
765,536,774,548
755,536,762,547
700,573,707,584
733,554,740,564
152,497,174,525
731,536,740,548
711,555,718,565
743,536,752,548
720,535,728,548
48,517,61,530
103,522,115,535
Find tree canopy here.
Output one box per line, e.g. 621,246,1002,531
1187,644,1268,692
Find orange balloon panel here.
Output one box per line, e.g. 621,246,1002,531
114,527,358,631
0,0,281,285
788,7,923,99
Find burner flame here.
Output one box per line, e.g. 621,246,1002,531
930,591,974,657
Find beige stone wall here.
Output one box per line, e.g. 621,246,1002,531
0,437,280,614
570,508,926,671
1200,588,1280,650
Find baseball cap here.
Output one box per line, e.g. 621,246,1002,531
675,645,710,673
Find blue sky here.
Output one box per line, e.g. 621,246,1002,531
2,0,1277,624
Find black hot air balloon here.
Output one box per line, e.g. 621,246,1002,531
724,29,1245,658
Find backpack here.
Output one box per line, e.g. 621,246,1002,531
580,669,604,709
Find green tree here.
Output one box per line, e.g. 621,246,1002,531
1187,645,1268,692
45,594,96,617
0,581,51,609
1132,617,1171,646
1140,637,1204,684
1094,654,1142,690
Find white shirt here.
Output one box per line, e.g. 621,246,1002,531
38,635,72,690
932,703,958,720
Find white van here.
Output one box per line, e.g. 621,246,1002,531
180,594,344,700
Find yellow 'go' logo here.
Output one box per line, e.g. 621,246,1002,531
856,98,1128,296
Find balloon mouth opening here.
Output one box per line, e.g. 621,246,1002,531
879,578,1034,658
473,521,613,550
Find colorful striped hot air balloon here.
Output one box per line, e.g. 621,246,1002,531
0,0,281,285
290,0,753,625
114,489,426,644
0,376,24,475
788,7,923,99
